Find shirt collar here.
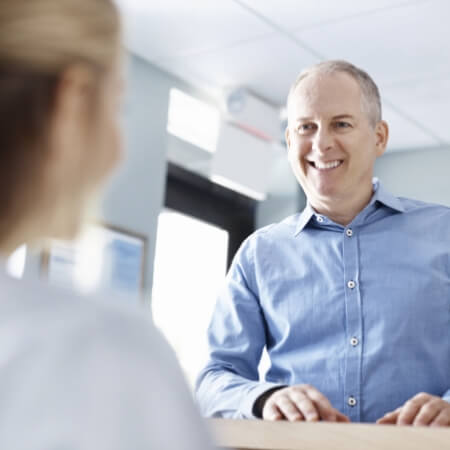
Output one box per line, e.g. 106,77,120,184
294,179,405,236
294,203,316,236
373,180,405,213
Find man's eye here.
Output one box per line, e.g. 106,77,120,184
297,124,315,133
335,121,351,128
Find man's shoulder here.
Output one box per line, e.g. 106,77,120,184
244,213,301,248
396,196,450,218
232,214,301,266
253,213,301,238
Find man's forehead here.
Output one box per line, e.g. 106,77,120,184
289,72,363,118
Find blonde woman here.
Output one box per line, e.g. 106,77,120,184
0,1,212,448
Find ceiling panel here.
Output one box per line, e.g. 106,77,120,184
156,34,318,105
382,102,441,152
296,0,450,86
382,78,450,145
238,0,427,32
116,0,273,63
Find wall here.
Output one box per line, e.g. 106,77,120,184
100,54,172,298
374,147,450,206
256,151,305,228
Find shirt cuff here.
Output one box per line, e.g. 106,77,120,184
442,389,450,403
239,382,286,419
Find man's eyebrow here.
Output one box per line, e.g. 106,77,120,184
332,114,355,120
295,114,356,122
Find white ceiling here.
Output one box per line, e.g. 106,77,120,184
117,0,450,152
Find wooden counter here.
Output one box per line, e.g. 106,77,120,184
207,418,450,450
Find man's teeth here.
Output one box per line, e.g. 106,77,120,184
313,160,342,170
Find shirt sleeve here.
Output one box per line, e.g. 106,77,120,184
195,236,284,419
443,389,450,403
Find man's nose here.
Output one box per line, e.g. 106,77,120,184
312,127,333,154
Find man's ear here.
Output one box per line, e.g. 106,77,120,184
285,126,291,150
375,120,389,157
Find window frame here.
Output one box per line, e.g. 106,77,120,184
163,162,256,269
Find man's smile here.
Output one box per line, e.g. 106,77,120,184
306,159,344,171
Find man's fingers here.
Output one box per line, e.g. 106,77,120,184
336,411,351,423
398,395,429,425
286,393,318,422
430,409,450,427
413,400,442,426
301,385,339,421
262,401,284,421
263,385,347,423
376,395,450,427
376,408,401,424
277,396,305,422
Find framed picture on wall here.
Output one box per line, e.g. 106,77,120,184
41,223,147,299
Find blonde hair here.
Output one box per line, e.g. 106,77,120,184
287,60,382,128
0,0,120,243
0,0,119,73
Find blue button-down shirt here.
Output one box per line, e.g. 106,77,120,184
196,181,450,423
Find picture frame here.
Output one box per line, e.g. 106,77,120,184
41,222,147,298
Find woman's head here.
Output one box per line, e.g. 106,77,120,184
0,0,122,253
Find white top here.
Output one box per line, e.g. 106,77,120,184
0,268,213,450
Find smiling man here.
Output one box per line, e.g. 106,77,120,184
196,60,450,426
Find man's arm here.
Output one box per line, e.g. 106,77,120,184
195,238,284,419
195,238,347,422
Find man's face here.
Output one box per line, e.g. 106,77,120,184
286,72,388,208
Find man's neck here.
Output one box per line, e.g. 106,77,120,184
309,185,374,227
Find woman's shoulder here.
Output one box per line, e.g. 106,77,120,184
0,272,213,449
0,270,166,362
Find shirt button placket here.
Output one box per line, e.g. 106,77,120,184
343,226,362,421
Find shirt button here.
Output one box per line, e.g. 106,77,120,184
348,396,357,407
316,215,324,223
347,280,356,289
346,228,353,237
350,337,359,347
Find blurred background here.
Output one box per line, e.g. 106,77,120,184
11,0,450,387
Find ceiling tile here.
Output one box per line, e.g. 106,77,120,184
157,34,318,105
116,0,273,63
382,102,441,152
296,0,450,85
238,0,426,31
382,78,450,145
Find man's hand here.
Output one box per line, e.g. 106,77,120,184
262,384,350,423
377,393,450,427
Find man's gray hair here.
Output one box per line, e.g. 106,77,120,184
287,60,382,127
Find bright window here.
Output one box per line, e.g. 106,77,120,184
152,209,228,387
6,245,27,279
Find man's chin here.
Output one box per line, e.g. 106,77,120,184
309,186,341,203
